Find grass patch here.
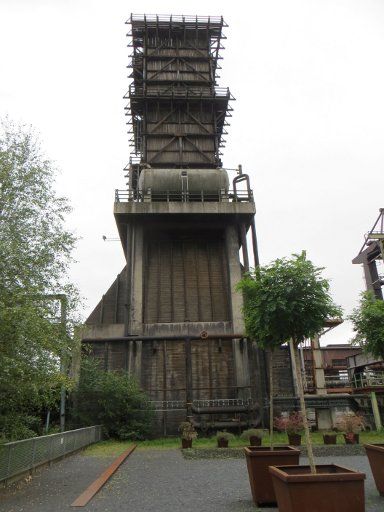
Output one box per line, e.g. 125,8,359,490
83,430,384,457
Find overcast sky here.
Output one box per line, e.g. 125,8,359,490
1,0,383,345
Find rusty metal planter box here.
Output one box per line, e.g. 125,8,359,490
269,464,365,512
365,443,384,496
244,446,300,506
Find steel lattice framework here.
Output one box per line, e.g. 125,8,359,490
125,14,234,170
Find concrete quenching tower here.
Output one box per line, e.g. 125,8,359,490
84,14,263,433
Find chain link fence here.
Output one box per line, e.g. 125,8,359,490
0,425,102,483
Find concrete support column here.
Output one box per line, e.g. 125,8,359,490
225,224,250,398
131,225,143,381
131,224,144,334
371,391,383,430
124,223,132,336
311,335,327,395
311,335,332,430
125,224,144,381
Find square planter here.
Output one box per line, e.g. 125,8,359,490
244,446,300,506
323,434,337,445
365,443,384,496
287,433,302,446
344,433,360,444
181,439,192,449
269,464,365,512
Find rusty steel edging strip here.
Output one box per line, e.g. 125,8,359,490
71,444,136,507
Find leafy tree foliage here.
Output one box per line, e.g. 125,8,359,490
70,357,154,440
350,291,384,360
237,252,342,346
238,252,342,472
0,119,78,440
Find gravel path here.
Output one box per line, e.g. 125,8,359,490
0,449,383,512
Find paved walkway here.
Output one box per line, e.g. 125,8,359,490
0,450,383,511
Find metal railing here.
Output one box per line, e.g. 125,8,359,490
126,84,233,100
149,397,254,411
0,425,102,483
115,188,253,204
130,14,226,27
304,375,353,391
353,372,384,389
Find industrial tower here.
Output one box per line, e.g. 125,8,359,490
353,208,384,299
84,14,263,433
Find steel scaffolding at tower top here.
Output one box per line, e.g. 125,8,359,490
124,13,234,169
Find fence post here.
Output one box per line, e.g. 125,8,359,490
6,445,12,480
32,438,37,468
48,433,54,466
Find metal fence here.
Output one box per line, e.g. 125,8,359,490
0,425,102,483
115,188,254,204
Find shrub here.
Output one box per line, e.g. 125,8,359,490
240,428,266,440
216,431,235,441
178,421,197,441
274,412,304,434
336,412,366,434
69,357,153,440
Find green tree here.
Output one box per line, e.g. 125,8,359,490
70,356,153,440
238,252,342,472
0,118,79,440
350,291,384,360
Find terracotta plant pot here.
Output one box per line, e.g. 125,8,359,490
287,433,302,446
217,438,229,448
365,443,384,496
344,433,360,445
244,446,300,506
181,439,192,449
269,464,365,512
323,434,337,445
249,436,262,446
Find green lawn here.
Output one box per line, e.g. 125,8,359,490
84,430,384,457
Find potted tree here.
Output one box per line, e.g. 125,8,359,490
240,428,266,446
350,292,384,496
323,431,338,445
274,412,304,446
216,431,235,448
240,253,365,512
238,265,301,506
337,412,366,444
178,421,197,449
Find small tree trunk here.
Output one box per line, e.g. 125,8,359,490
269,349,274,450
289,339,316,474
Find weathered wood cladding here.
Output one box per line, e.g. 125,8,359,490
270,348,295,397
88,338,236,403
141,339,235,401
143,230,230,323
127,15,232,168
86,267,127,325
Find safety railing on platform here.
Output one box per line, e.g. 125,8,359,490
115,188,253,204
130,14,226,27
304,374,353,391
126,84,233,100
149,398,254,411
0,425,102,483
353,372,384,389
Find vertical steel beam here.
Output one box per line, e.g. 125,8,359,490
240,223,249,272
251,218,260,268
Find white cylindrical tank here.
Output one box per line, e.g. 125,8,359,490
138,168,229,194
